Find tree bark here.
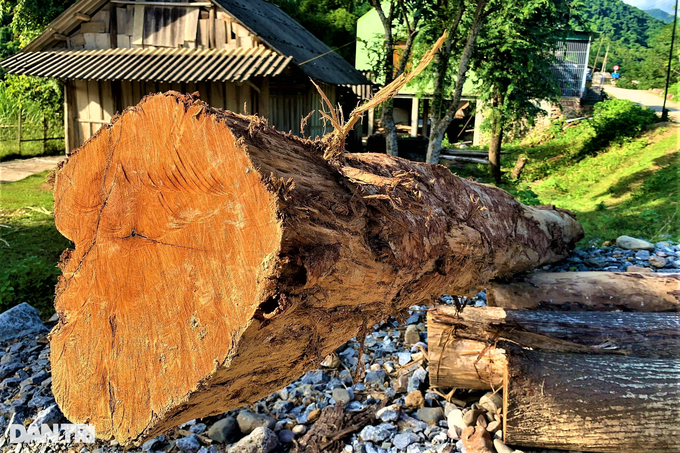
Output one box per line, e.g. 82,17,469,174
509,156,527,180
51,92,583,445
488,106,503,183
428,306,680,452
426,0,488,164
487,271,680,312
504,348,680,453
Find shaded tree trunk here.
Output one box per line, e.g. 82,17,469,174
51,92,583,445
426,0,488,164
488,103,503,183
369,0,421,157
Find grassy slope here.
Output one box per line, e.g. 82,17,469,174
451,122,679,245
528,124,678,244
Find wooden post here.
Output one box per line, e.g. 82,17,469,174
109,3,118,48
410,96,419,137
422,99,430,138
42,113,47,154
17,107,22,153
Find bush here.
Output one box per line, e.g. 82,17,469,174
0,255,59,317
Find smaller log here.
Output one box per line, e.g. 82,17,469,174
487,271,680,312
428,306,680,452
428,306,680,388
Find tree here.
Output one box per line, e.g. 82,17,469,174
269,0,371,64
424,0,491,164
470,0,574,182
369,0,424,156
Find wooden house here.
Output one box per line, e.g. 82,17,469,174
1,0,369,153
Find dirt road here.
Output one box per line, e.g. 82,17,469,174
604,85,680,122
0,155,66,184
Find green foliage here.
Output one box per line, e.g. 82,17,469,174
583,1,677,91
579,0,664,46
0,255,59,316
0,0,76,46
470,0,573,142
269,0,371,62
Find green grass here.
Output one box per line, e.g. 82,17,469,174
0,139,65,162
451,123,679,246
529,125,679,244
0,171,72,316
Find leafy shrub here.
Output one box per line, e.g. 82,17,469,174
577,99,659,157
0,255,59,316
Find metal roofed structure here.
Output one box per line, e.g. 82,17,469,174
2,47,292,82
213,0,367,86
2,0,369,152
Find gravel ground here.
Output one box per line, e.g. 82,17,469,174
1,237,677,453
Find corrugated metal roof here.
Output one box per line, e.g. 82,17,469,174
213,0,369,86
1,47,292,82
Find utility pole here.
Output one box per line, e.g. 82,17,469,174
601,44,610,74
592,36,604,73
662,0,678,121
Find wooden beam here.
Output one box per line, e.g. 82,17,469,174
111,1,212,6
410,97,418,137
53,33,68,41
75,13,91,22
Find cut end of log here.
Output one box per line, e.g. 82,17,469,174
50,92,583,445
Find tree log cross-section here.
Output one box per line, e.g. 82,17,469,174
50,92,583,444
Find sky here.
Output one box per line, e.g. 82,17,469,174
623,0,676,14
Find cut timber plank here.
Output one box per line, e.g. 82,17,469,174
131,5,144,45
487,271,680,312
51,92,583,446
80,22,106,33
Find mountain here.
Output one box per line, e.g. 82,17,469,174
644,8,674,23
581,0,665,46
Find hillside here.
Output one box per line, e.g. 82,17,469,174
581,0,665,45
645,8,674,23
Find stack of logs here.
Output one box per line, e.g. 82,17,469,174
428,271,680,452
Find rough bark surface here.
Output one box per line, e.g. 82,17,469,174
51,92,583,445
428,306,680,389
487,271,680,312
504,348,680,452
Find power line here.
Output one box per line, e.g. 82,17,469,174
661,0,678,121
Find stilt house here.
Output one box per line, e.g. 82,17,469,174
1,0,369,153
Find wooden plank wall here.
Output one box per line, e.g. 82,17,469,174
69,79,260,148
67,2,261,51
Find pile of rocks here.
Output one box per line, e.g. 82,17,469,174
541,236,679,273
1,237,677,453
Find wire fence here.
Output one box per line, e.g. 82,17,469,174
0,109,64,159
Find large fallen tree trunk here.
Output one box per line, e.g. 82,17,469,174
428,306,680,452
487,271,680,312
51,92,583,445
